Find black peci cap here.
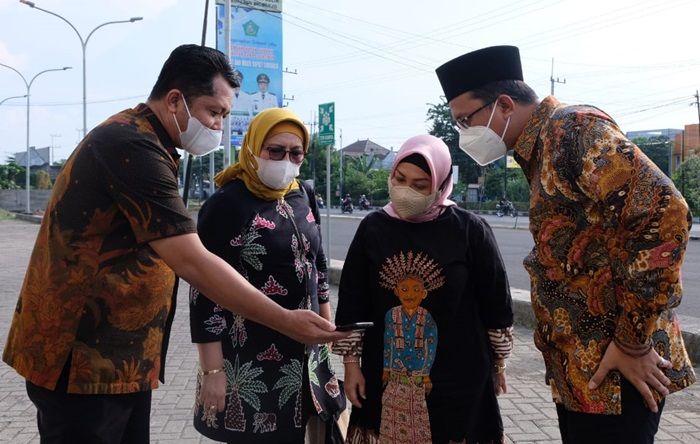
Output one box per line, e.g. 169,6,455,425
436,46,523,102
257,73,270,83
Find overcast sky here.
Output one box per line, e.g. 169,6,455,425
1,0,699,163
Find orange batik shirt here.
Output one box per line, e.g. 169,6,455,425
3,104,196,395
514,96,695,414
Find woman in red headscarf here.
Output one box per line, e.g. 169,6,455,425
333,134,513,444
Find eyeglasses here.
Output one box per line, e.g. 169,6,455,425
454,99,495,130
263,146,305,164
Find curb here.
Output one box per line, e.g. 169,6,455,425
13,213,43,224
328,261,700,365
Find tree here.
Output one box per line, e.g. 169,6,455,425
632,136,672,176
672,155,700,215
426,98,481,186
35,170,52,189
0,163,23,189
483,163,530,202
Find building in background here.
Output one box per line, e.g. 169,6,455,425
340,139,390,163
671,123,700,173
626,128,683,140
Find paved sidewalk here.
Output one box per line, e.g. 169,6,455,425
1,218,699,443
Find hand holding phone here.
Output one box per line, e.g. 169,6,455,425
335,322,374,332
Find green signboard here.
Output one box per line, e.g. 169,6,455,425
318,102,335,145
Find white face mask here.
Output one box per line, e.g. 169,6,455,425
388,178,439,219
255,155,301,190
457,104,510,166
173,97,222,156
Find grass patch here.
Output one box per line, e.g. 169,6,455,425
0,208,15,220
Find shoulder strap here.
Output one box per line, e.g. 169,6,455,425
297,180,321,226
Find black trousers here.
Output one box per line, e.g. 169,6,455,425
556,377,664,444
25,360,151,444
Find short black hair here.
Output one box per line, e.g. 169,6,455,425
148,44,239,101
469,80,538,105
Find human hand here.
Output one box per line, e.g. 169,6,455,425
280,309,351,345
493,370,507,396
344,363,366,408
588,341,671,413
198,371,227,413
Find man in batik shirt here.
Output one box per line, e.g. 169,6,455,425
3,44,345,443
436,45,695,444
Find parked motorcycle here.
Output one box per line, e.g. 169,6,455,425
496,200,517,217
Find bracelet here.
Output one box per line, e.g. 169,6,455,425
493,362,507,374
199,367,224,376
343,357,361,364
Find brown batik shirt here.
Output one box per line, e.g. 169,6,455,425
514,96,696,414
3,104,196,394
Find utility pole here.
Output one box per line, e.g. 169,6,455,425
309,116,316,185
282,68,297,108
339,129,344,198
49,133,60,165
223,0,231,168
550,58,566,95
681,130,685,196
503,156,507,199
695,90,700,151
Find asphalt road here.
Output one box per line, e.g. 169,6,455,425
319,209,700,320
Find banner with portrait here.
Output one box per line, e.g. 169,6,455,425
216,3,283,146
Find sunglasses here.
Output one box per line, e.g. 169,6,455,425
263,146,305,164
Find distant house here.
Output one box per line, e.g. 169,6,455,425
340,139,390,159
339,139,391,170
12,146,61,180
13,146,50,169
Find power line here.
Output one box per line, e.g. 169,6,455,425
0,94,147,107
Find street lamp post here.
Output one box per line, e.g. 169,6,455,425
20,1,142,138
0,63,71,213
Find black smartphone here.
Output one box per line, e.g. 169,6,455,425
335,322,374,332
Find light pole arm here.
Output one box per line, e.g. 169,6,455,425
85,18,142,46
0,62,29,88
28,67,72,90
0,95,27,106
20,1,86,47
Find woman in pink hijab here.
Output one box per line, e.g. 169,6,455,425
334,134,514,443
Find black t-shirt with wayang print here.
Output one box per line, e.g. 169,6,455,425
3,104,196,395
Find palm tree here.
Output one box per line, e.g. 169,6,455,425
224,355,268,432
273,358,303,427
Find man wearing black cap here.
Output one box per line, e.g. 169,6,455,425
251,72,278,113
436,46,695,443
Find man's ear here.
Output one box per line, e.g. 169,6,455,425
497,94,516,117
165,89,182,114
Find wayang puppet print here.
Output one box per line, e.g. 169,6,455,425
378,250,444,443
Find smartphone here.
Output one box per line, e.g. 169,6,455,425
335,322,374,332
